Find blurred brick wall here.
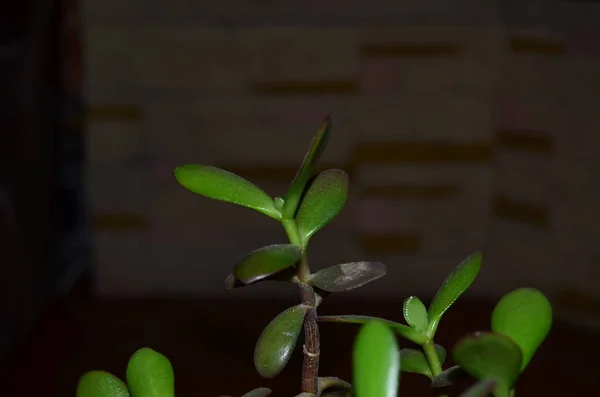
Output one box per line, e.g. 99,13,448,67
81,1,600,314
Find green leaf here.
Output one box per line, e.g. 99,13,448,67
241,388,272,397
282,117,332,219
403,296,428,332
295,169,349,245
76,371,130,397
309,262,386,292
224,266,297,290
491,288,552,370
318,377,352,395
400,345,445,379
431,365,468,388
459,379,499,397
353,321,400,397
318,315,428,345
233,244,302,284
126,348,174,397
254,304,308,378
427,252,483,336
453,332,522,397
173,165,280,220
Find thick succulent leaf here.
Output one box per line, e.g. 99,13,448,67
295,169,349,245
309,262,386,292
427,252,482,336
318,377,352,394
453,332,522,397
241,388,272,397
225,266,297,290
459,379,498,397
353,321,400,397
318,315,428,345
282,117,332,219
76,371,130,397
254,305,308,378
403,296,428,332
400,345,446,379
491,288,552,370
126,348,174,397
173,165,280,220
233,244,302,284
431,365,468,388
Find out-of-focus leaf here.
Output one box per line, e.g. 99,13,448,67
174,165,280,220
233,244,302,284
353,321,400,397
400,345,446,379
309,262,386,292
427,252,483,336
254,305,308,378
126,348,174,397
317,315,428,345
295,169,349,245
459,379,498,397
453,332,522,397
318,377,352,395
241,387,272,397
491,288,552,370
76,371,130,397
403,296,428,332
282,117,331,219
431,365,468,388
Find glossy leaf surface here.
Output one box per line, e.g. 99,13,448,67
254,305,308,378
233,244,302,284
174,165,280,220
76,371,130,397
295,169,349,245
309,261,386,292
400,345,446,379
427,252,482,336
431,365,468,388
224,266,297,290
459,379,498,397
353,321,400,397
318,315,428,345
241,388,272,397
403,296,428,332
282,117,331,219
126,348,174,397
453,332,522,397
491,288,552,370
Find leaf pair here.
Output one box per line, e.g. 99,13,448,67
77,348,173,397
450,288,552,397
174,117,348,248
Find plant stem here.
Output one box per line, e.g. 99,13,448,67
301,308,320,394
282,218,311,281
423,340,443,378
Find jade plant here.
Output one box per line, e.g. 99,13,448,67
76,117,553,397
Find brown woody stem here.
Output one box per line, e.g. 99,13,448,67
301,308,320,394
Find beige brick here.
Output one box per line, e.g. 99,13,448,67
502,53,564,98
493,152,554,204
146,99,356,164
356,164,493,198
87,122,141,166
136,28,245,91
84,26,140,103
88,166,148,215
83,0,142,16
241,27,359,82
93,232,154,295
353,95,493,142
